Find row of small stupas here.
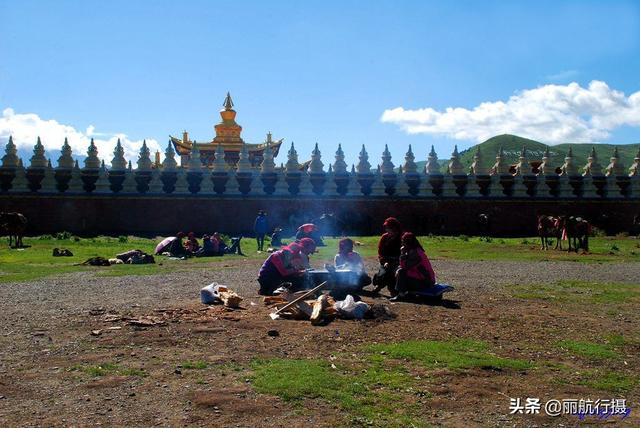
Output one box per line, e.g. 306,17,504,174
1,131,639,198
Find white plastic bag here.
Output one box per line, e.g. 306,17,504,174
334,294,369,319
200,283,228,304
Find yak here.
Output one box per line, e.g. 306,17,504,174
0,212,28,248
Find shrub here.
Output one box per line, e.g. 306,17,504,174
118,235,128,243
521,239,530,245
610,244,620,252
458,235,469,241
55,231,71,240
38,234,54,240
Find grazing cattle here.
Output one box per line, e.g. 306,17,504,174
0,212,28,248
558,216,591,253
537,215,561,250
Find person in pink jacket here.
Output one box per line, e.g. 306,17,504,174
390,232,436,301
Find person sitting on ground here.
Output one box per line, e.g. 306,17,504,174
295,223,325,246
127,251,155,264
257,248,308,295
334,238,364,271
212,232,245,256
334,238,372,288
372,217,403,292
389,232,436,301
195,234,218,257
254,210,268,252
155,232,189,257
270,227,283,248
184,232,200,254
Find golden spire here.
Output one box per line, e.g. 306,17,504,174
223,92,234,110
215,92,243,146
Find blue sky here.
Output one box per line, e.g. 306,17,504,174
1,0,639,166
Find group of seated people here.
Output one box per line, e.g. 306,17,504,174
155,232,244,258
373,217,436,301
257,217,436,301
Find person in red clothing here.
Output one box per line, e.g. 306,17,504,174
286,237,316,269
257,248,307,295
372,217,403,292
389,232,436,301
184,232,200,254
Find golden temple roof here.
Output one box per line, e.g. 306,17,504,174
169,93,284,158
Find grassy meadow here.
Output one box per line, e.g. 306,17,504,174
1,233,639,283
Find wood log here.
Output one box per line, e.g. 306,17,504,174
219,290,243,308
295,301,313,317
310,294,330,325
270,281,328,318
263,296,289,306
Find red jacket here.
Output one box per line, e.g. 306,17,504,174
400,247,436,284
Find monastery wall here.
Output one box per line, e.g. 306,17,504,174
1,135,639,237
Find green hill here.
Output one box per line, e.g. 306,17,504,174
413,134,639,173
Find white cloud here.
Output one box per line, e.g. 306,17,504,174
381,81,640,145
0,108,163,165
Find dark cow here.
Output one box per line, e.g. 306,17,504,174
558,216,591,253
0,212,28,248
537,215,561,250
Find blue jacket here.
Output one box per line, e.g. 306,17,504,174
254,215,268,234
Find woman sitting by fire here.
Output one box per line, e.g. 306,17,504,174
389,232,436,301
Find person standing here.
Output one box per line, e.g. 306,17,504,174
254,210,268,252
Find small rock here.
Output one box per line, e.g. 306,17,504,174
128,392,136,397
91,330,102,336
267,330,279,337
0,395,6,399
174,368,182,375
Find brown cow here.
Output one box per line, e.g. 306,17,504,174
558,215,590,253
537,215,561,250
0,212,28,248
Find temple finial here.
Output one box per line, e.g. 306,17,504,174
223,92,234,110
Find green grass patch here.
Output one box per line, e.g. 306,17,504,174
68,362,147,378
366,339,532,371
2,234,639,284
576,370,638,393
181,360,208,370
250,339,530,426
557,340,619,360
250,358,425,427
511,280,640,305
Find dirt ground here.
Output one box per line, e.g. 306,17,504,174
0,257,638,427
